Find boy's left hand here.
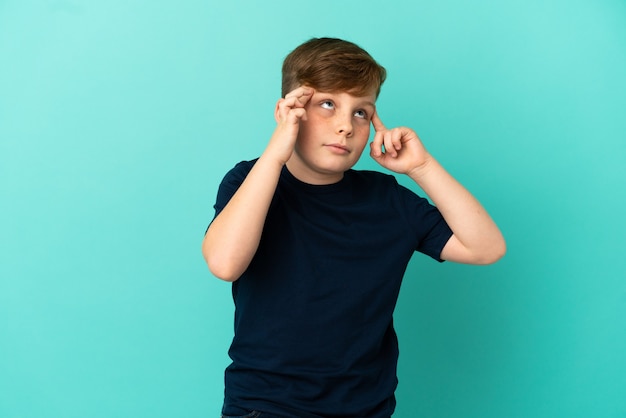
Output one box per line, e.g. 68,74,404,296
369,111,432,177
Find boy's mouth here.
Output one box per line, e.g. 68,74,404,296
325,143,350,154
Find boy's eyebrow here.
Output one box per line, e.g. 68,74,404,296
315,92,376,109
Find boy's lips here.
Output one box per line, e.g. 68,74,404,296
325,143,350,154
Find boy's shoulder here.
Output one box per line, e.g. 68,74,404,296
221,159,258,182
233,158,258,172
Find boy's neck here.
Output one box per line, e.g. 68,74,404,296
285,159,345,185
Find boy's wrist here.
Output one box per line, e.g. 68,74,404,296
258,150,289,170
406,154,436,184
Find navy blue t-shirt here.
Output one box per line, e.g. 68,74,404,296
213,160,453,417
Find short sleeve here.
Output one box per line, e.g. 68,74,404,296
212,160,255,220
397,182,453,262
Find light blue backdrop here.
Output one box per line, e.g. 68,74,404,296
1,1,625,417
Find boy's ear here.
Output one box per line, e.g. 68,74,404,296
274,101,281,123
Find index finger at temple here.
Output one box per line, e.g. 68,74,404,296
371,111,387,132
298,87,314,105
285,86,314,100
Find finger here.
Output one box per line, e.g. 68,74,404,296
284,86,314,107
383,129,404,157
281,96,299,109
278,96,306,116
369,141,380,161
391,128,403,150
277,97,308,122
286,107,307,124
276,98,294,119
383,131,398,158
284,86,313,98
371,110,387,132
370,130,385,157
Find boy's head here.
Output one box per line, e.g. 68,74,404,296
281,37,386,99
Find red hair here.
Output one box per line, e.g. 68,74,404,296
281,38,386,98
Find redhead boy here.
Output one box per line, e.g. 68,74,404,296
203,37,505,418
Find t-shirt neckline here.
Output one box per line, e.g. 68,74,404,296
281,165,352,194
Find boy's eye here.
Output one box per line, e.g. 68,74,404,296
354,109,368,119
320,101,334,110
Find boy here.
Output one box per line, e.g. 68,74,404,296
203,37,505,418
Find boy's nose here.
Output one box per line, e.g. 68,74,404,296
335,113,353,137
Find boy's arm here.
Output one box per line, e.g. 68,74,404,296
202,87,313,281
370,112,506,265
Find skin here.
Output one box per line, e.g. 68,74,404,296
202,86,506,282
284,88,376,184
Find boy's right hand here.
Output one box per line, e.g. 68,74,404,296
268,86,314,164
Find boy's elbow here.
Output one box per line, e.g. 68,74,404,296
443,234,506,265
458,237,507,265
204,255,242,282
201,241,241,282
480,238,507,265
496,240,507,262
209,264,241,282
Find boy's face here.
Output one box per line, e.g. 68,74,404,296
286,88,377,185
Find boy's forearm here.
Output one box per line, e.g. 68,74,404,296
202,154,284,281
407,157,506,264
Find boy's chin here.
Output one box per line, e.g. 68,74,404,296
321,159,359,174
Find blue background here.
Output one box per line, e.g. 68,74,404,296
1,1,625,417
